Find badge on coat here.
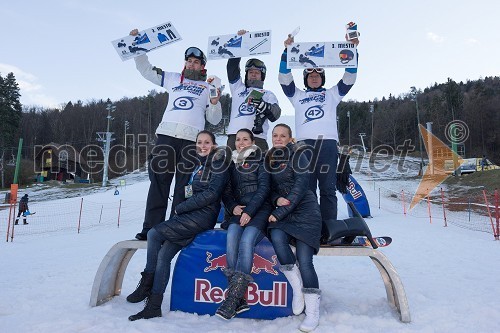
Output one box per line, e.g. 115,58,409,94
185,185,193,198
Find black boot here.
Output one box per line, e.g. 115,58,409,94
215,272,252,320
128,294,163,321
222,268,249,314
235,295,250,314
135,231,148,241
15,220,19,225
127,271,154,303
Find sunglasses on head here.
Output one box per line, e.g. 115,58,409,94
304,68,325,74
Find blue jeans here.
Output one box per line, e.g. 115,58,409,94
145,228,183,295
226,224,263,275
302,139,338,220
269,228,319,289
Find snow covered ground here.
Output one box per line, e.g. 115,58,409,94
1,128,499,333
2,164,499,333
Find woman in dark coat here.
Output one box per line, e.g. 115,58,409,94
215,128,272,320
267,124,322,332
127,130,229,321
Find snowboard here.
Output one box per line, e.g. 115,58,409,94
326,236,392,248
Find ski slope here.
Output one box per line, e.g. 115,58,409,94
1,164,499,333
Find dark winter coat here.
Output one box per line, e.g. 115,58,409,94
267,142,322,252
222,147,272,232
154,149,229,247
19,195,29,212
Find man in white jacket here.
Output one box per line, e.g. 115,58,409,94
129,29,222,240
226,30,281,152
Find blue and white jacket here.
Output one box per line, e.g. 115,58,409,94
278,49,357,142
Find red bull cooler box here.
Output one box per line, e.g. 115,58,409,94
170,230,293,319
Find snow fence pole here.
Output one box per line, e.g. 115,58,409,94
10,203,17,242
482,190,496,240
6,203,14,242
495,190,499,240
440,188,447,227
117,200,122,228
378,187,381,210
427,194,432,224
77,198,83,234
401,190,406,216
98,205,103,223
468,196,471,223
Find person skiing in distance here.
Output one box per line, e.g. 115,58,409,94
15,194,29,225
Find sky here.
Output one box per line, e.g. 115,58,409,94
1,156,499,333
1,0,499,114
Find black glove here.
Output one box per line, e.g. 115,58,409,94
336,153,352,194
250,97,271,116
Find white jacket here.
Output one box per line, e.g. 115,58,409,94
135,54,222,141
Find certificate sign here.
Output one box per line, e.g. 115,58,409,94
286,41,357,69
207,30,272,60
111,22,182,61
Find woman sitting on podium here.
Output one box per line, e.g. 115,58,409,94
126,130,229,321
215,128,272,320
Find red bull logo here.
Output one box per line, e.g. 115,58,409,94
204,252,279,275
170,230,293,319
251,254,278,275
347,179,362,199
194,279,287,307
204,251,227,272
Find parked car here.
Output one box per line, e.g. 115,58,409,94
444,158,499,174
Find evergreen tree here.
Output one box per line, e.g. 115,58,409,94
0,72,22,148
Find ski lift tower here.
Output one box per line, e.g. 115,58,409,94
97,100,115,187
359,133,367,154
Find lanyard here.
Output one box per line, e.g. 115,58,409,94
188,165,204,185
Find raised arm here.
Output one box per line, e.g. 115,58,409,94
130,29,165,87
226,29,247,84
278,35,298,98
337,23,360,96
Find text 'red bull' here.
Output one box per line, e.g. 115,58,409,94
347,179,362,199
194,279,287,306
